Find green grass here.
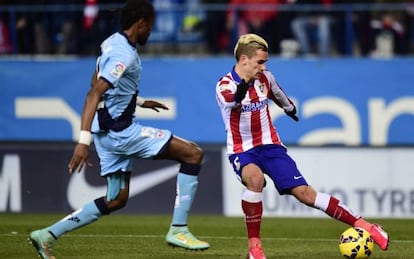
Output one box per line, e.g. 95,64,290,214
0,214,412,258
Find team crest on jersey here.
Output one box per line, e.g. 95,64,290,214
258,83,267,95
111,62,126,78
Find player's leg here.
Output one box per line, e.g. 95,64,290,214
290,184,389,250
29,171,131,258
49,172,130,236
155,135,209,250
241,164,266,259
229,152,266,259
262,144,389,251
116,124,208,250
291,185,360,225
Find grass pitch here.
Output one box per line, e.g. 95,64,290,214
0,213,412,258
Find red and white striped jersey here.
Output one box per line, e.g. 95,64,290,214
216,68,293,155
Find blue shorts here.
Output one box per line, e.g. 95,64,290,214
228,144,308,194
93,120,172,176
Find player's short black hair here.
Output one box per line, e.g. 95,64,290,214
120,0,154,30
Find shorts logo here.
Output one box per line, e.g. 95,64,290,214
111,62,126,78
293,175,303,180
234,156,241,171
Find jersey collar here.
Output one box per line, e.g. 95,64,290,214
119,31,136,48
231,66,242,84
231,66,254,86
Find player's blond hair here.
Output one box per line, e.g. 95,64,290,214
234,34,268,61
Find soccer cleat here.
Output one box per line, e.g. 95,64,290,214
28,228,56,259
247,244,266,259
369,224,389,250
166,226,209,250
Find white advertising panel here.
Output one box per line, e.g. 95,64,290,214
222,147,414,218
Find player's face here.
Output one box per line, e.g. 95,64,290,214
137,17,154,46
246,49,268,80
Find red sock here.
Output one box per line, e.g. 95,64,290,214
325,196,359,226
242,200,263,239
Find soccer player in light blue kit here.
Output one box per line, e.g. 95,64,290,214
29,1,209,258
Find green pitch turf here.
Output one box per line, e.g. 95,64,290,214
0,214,412,258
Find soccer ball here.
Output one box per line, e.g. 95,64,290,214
339,227,374,259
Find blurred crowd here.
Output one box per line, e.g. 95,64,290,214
0,0,122,55
205,0,414,57
0,0,414,57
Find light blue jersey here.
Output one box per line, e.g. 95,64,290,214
91,32,172,176
42,2,206,246
91,32,141,133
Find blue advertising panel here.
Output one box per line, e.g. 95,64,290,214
1,57,413,145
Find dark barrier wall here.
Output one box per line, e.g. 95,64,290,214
2,143,414,218
1,57,414,145
0,142,223,214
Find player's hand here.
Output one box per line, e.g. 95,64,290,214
234,79,249,103
68,143,93,174
141,100,169,112
285,105,299,122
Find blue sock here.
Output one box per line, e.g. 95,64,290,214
171,173,198,226
48,201,102,238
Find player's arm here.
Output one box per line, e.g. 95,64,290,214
137,97,169,112
267,72,299,121
68,73,112,174
80,76,111,132
90,70,98,88
216,78,242,108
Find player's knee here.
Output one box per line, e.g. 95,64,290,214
107,195,128,211
189,141,204,163
94,195,128,214
292,186,316,206
106,187,129,211
243,175,265,192
115,198,128,210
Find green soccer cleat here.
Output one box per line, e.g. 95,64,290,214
166,226,209,250
28,228,56,259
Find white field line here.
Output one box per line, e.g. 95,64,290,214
3,233,413,244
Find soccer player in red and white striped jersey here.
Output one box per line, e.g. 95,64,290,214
216,62,295,155
215,33,389,259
